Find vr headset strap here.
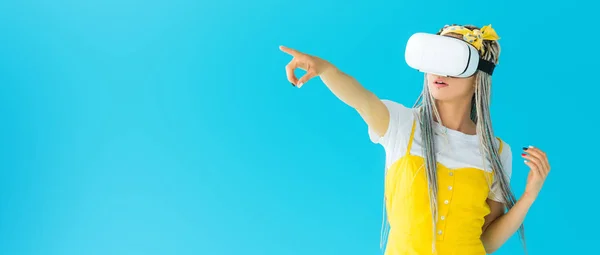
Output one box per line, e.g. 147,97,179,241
477,59,496,76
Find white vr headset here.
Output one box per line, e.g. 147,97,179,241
404,33,496,78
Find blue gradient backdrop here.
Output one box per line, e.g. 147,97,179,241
0,0,596,254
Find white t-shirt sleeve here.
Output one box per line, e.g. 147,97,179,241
488,141,513,203
368,100,415,168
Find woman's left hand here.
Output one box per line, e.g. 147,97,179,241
521,146,551,200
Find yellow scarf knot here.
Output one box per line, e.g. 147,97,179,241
440,24,500,54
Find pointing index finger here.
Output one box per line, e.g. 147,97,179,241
279,45,302,57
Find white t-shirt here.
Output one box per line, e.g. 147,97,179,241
368,100,512,203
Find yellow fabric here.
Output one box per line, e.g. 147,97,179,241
384,120,502,255
439,24,500,54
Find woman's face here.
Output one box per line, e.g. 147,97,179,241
426,73,476,102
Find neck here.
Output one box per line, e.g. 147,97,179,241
434,98,476,135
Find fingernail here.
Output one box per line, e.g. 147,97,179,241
297,82,303,88
291,82,296,87
522,147,528,151
529,145,534,148
521,153,527,156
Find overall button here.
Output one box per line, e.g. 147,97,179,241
441,216,446,220
444,200,449,204
449,171,454,176
448,186,453,190
438,230,443,235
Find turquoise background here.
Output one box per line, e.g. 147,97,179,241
0,0,596,254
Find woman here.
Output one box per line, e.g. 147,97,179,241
280,24,551,255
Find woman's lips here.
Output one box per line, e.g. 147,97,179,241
434,79,448,88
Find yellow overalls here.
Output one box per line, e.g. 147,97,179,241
384,120,502,255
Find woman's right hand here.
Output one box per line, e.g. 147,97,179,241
279,45,334,88
279,45,390,138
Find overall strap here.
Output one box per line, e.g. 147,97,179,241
496,137,504,154
492,137,504,182
405,119,417,156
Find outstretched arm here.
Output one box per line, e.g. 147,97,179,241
280,45,390,137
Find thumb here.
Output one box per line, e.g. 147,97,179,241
296,70,317,88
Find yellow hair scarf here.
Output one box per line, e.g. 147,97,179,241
440,24,500,54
